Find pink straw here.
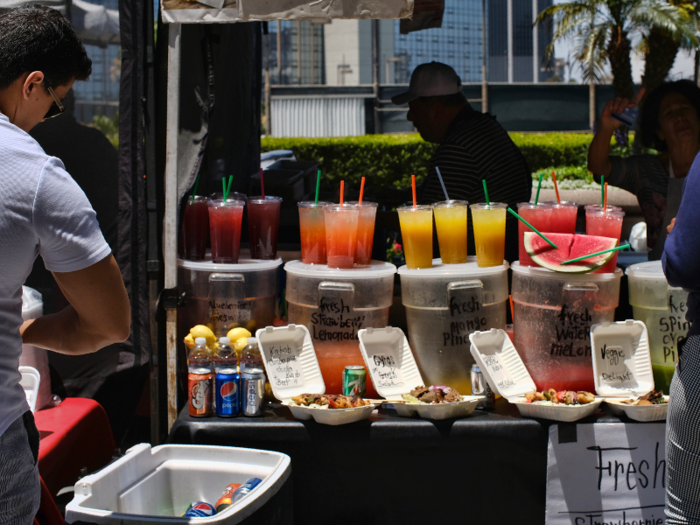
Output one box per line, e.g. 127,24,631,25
260,168,265,199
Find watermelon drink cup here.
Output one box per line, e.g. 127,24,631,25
585,205,625,273
324,204,360,269
517,202,552,267
248,196,283,260
397,205,434,269
543,201,579,234
347,201,378,266
471,203,507,267
298,201,331,265
433,200,468,264
208,199,245,264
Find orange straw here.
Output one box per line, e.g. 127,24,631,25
509,295,514,320
411,174,417,207
340,180,344,206
604,182,608,209
359,176,366,205
552,171,561,205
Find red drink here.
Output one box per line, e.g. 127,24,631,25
544,201,578,234
208,199,245,264
348,201,378,266
180,196,210,260
247,196,283,260
298,201,330,265
585,205,625,273
324,204,360,269
517,203,552,267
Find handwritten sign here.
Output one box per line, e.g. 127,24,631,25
207,275,252,335
598,344,635,387
551,304,593,359
265,343,304,388
442,294,488,347
368,353,404,389
546,423,667,524
481,354,517,392
659,293,691,365
310,297,365,342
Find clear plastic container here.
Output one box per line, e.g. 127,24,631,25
511,262,622,393
398,257,509,394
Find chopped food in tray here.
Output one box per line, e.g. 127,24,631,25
402,385,462,404
289,393,371,409
618,390,667,406
524,389,596,406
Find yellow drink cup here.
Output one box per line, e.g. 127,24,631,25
433,200,468,264
398,205,433,269
470,203,507,267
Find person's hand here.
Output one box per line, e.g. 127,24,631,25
600,87,646,130
667,217,676,234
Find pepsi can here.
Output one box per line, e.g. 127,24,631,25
183,501,216,517
215,369,240,417
242,371,265,417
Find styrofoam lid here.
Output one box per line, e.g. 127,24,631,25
256,324,324,402
469,329,536,400
178,257,283,272
398,257,509,277
21,286,43,320
626,260,680,286
591,320,654,397
19,366,40,412
285,260,396,279
357,326,423,399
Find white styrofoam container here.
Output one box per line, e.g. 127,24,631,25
19,366,40,413
357,326,483,420
591,320,667,422
65,444,291,525
469,329,603,422
256,324,377,425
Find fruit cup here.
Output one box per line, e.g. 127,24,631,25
433,200,468,264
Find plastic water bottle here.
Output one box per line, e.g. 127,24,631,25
214,337,237,373
188,337,213,417
239,337,264,374
189,337,212,374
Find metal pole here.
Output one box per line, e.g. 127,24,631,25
372,19,380,133
482,0,488,113
532,0,538,83
589,81,596,131
310,23,315,84
277,21,282,84
507,0,513,84
297,20,302,85
164,23,181,433
265,26,272,134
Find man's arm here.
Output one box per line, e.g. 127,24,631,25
21,254,130,355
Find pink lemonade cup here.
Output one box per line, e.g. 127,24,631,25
298,201,331,265
324,204,360,269
247,196,283,260
208,199,245,264
543,201,579,234
585,205,625,273
347,201,378,266
517,202,552,267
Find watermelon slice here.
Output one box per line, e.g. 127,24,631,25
523,232,618,273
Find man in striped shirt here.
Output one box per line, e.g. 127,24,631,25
392,62,532,262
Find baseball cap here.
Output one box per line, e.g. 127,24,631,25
391,62,462,105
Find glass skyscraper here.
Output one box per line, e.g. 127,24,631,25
268,20,326,85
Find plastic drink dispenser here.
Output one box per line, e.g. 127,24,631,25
511,262,622,393
285,261,396,397
626,261,691,394
399,258,509,394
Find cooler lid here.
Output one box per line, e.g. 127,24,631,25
357,326,424,399
256,324,325,403
469,329,537,401
591,320,655,397
511,261,623,281
285,260,397,279
398,257,509,277
179,257,283,272
626,260,680,286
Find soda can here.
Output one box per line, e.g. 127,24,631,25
231,477,263,504
214,482,242,512
215,370,240,417
183,501,216,517
342,366,367,397
188,373,213,417
470,364,495,410
241,372,265,417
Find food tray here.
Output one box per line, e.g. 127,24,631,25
358,326,484,420
287,403,377,425
605,397,669,422
509,397,603,422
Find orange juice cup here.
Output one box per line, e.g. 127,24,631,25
517,202,552,267
348,201,378,266
585,205,625,274
433,200,468,264
397,205,433,269
324,204,360,269
298,201,331,265
470,203,507,267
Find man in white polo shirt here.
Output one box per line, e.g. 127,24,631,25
0,6,130,523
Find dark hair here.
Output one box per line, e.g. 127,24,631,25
639,80,700,151
420,91,467,108
0,5,91,90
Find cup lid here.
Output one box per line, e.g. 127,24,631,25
397,205,433,212
285,260,397,278
470,202,507,209
398,257,509,277
298,201,332,208
625,260,678,284
433,200,468,208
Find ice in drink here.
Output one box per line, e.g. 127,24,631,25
298,201,330,265
585,205,625,273
516,202,552,267
180,196,210,260
324,204,360,269
544,201,578,234
208,199,245,264
247,196,283,260
433,200,468,264
397,205,433,269
347,201,378,266
471,203,507,267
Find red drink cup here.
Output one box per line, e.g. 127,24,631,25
347,201,378,266
208,199,245,264
585,205,625,273
324,204,360,269
517,202,552,267
247,196,283,260
180,196,210,260
544,201,578,234
298,201,330,265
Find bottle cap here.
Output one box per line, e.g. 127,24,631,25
195,337,207,345
247,337,257,344
219,337,231,344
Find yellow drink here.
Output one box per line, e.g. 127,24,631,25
433,200,468,264
398,205,433,269
471,203,507,267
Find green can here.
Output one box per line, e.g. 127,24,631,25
342,366,367,397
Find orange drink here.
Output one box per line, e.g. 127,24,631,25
433,200,468,264
471,203,507,267
324,204,360,269
298,201,330,265
398,205,433,269
348,201,378,266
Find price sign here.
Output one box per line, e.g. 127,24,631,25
369,353,404,389
481,354,517,391
598,343,635,387
266,343,304,388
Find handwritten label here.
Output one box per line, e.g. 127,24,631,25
598,344,634,385
551,304,592,358
659,295,691,364
369,353,404,389
266,344,304,388
310,298,365,342
481,354,516,391
442,295,488,347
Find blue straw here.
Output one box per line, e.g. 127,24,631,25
435,167,450,201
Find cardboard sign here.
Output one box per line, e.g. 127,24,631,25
546,423,667,524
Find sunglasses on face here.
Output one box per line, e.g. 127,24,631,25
44,86,65,119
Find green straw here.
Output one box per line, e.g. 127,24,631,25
561,244,630,265
601,175,605,207
315,169,321,205
507,207,558,249
534,173,543,205
222,177,229,201
228,175,233,197
482,179,490,205
190,173,200,204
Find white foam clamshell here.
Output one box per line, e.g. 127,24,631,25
358,326,483,421
469,329,603,422
19,366,40,413
590,320,667,422
256,324,377,425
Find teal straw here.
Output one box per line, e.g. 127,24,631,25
534,173,543,205
507,207,558,249
601,175,605,207
482,179,490,205
561,244,630,265
190,173,200,204
315,170,321,205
